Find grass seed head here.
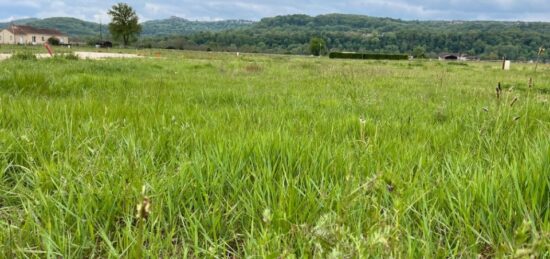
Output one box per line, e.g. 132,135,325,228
359,117,366,126
136,185,152,222
136,196,152,221
510,97,518,107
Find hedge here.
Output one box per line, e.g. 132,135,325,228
329,52,409,60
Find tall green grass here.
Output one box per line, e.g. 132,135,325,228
0,52,549,257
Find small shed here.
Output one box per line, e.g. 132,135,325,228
95,41,113,48
439,54,459,60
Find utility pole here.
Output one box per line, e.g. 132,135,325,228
99,19,103,41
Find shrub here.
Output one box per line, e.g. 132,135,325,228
63,53,80,60
329,52,409,60
48,37,61,46
310,37,326,56
11,52,37,61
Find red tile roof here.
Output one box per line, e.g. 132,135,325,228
6,25,64,36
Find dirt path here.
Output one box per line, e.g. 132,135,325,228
0,54,11,61
0,52,142,61
74,52,142,59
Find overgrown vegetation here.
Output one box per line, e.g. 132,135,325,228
0,49,548,257
309,37,327,56
10,51,37,60
47,37,61,46
329,52,409,60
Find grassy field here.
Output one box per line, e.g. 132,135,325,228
0,49,549,258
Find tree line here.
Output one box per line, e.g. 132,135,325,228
107,5,549,61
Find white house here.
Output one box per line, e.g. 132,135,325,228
0,25,69,45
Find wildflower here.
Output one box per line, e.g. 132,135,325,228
262,208,272,224
20,135,30,142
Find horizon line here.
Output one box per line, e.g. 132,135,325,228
2,13,550,24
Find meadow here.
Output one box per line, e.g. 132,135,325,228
0,49,549,258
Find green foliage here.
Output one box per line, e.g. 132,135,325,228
140,16,253,36
10,51,37,60
63,52,80,60
412,46,427,58
329,52,409,60
2,14,549,61
108,3,142,46
28,17,101,37
0,17,250,39
0,44,549,258
182,14,550,61
47,37,61,46
309,37,326,56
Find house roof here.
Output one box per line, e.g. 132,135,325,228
439,53,460,57
6,25,64,36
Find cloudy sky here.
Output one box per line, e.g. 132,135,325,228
1,0,549,22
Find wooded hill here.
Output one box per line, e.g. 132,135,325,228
0,16,253,37
2,14,549,60
179,14,550,60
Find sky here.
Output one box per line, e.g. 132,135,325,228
1,0,549,23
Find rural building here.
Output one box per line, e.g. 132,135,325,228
438,53,471,61
95,41,113,48
0,25,68,45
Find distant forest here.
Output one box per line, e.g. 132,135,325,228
142,14,549,61
2,14,549,61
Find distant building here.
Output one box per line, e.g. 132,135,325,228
0,25,69,45
95,41,113,48
438,53,471,61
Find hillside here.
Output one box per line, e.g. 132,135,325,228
0,18,40,28
0,17,102,37
0,17,254,37
183,14,550,60
27,17,101,36
141,16,253,36
1,14,549,60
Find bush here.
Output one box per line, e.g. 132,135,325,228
310,37,326,56
48,53,79,63
11,52,37,61
329,52,409,60
63,53,80,60
48,37,61,46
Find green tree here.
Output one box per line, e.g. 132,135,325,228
309,37,326,56
47,37,61,46
108,3,142,46
412,46,426,58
